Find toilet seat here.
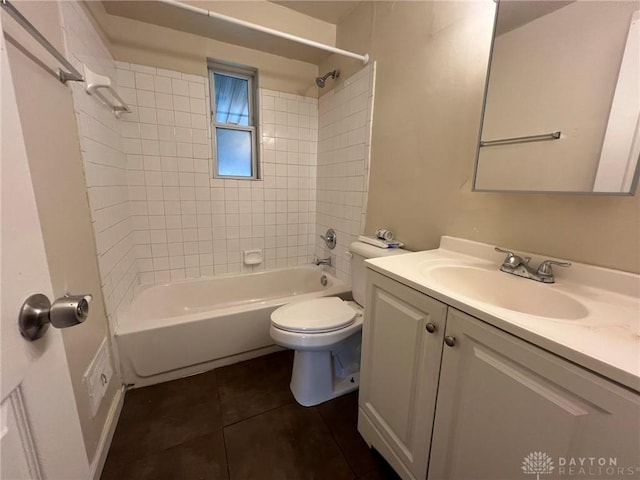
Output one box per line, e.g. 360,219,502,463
271,297,356,333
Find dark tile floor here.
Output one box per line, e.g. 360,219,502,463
101,350,400,480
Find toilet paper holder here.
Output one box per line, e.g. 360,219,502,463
18,293,92,341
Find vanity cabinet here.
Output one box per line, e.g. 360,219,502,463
359,270,640,480
429,308,640,479
358,270,447,480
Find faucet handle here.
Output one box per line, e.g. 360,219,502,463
537,260,571,276
495,247,531,268
319,228,336,249
494,246,515,258
495,247,519,264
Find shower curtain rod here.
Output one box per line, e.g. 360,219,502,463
156,0,370,65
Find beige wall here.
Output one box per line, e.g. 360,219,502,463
3,1,119,462
321,1,640,273
85,1,321,97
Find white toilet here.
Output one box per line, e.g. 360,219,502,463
269,241,407,407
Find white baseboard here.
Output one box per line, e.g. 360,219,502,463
90,385,125,480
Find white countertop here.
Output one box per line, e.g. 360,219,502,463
365,236,640,392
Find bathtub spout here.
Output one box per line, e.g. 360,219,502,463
314,256,332,266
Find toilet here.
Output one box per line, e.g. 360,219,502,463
269,241,408,407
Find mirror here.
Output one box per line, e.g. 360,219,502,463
474,0,640,194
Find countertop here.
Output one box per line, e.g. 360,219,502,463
365,236,640,393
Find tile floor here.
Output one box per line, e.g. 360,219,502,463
101,350,400,479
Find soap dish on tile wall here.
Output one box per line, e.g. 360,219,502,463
243,250,263,265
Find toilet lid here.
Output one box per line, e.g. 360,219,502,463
271,297,357,333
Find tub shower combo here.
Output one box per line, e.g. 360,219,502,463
116,265,349,387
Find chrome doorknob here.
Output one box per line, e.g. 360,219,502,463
19,293,92,341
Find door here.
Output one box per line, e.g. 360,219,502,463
428,308,640,480
358,269,447,480
0,22,90,479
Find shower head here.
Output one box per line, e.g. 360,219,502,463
315,70,340,88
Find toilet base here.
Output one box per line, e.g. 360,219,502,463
290,350,360,407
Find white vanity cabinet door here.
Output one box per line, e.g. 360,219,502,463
429,308,640,480
358,270,447,480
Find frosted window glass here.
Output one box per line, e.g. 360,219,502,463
214,73,250,126
216,128,252,177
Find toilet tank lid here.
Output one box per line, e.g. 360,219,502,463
349,241,409,259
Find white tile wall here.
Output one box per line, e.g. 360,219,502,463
118,63,318,282
316,64,375,282
58,6,367,304
257,89,318,272
60,1,137,333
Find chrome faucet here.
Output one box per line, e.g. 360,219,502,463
495,247,570,283
314,256,332,266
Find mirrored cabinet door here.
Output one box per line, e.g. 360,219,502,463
473,1,640,194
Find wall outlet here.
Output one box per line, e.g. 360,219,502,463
83,339,113,418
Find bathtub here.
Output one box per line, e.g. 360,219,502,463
116,266,350,387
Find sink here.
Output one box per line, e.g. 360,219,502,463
425,265,589,320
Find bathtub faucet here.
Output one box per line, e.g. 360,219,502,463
314,256,332,266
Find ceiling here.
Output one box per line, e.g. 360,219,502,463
496,1,574,36
270,1,362,25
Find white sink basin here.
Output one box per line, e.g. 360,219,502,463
425,265,589,320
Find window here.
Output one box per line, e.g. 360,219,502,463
208,61,259,179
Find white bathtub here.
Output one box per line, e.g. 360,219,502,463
116,266,350,387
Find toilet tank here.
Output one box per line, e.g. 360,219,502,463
349,241,409,306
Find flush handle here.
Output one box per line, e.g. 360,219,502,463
19,293,92,341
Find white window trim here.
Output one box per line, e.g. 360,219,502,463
208,62,260,180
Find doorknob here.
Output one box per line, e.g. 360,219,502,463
19,293,92,341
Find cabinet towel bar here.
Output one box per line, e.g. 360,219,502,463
480,131,561,147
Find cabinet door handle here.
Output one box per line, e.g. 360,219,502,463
425,323,437,333
444,336,456,347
